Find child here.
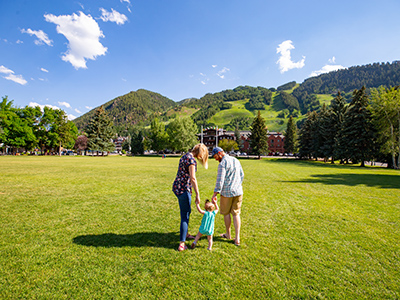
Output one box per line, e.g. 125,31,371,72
191,199,219,250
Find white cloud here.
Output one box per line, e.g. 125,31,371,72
212,65,217,68
329,56,336,64
201,81,207,85
85,106,93,110
16,40,23,44
276,40,305,73
121,0,130,3
217,67,230,79
41,68,49,73
0,65,27,85
74,108,82,114
68,114,77,120
58,101,71,108
100,8,128,25
5,74,28,85
28,102,60,110
310,64,346,77
21,28,53,46
0,65,13,74
45,11,108,69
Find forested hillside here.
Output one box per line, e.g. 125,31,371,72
74,89,176,131
73,60,400,134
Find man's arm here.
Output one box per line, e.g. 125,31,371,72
214,163,226,195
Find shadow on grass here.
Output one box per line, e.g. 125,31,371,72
73,232,180,249
263,158,390,170
283,173,400,189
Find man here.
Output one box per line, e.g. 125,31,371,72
211,147,244,246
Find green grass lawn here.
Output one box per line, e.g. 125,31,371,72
1,156,399,299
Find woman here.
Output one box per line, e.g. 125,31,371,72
172,143,209,251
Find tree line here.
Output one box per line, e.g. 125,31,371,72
0,97,78,154
286,86,400,169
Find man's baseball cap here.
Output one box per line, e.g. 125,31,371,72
212,147,223,156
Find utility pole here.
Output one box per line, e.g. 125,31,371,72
216,126,218,147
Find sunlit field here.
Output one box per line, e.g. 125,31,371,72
0,156,399,299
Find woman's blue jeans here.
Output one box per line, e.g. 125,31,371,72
177,191,191,242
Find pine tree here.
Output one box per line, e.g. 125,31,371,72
86,106,115,155
131,130,144,155
336,87,376,166
249,111,268,158
284,115,297,154
298,111,318,159
326,92,348,163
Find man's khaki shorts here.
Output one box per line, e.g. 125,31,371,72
220,195,243,216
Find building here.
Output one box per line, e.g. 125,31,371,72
113,136,128,153
198,128,251,153
268,132,285,155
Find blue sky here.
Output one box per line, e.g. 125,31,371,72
1,0,400,120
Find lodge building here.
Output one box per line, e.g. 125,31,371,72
198,127,285,155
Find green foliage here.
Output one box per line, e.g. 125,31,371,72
131,129,145,155
279,91,300,112
0,97,77,154
369,86,400,168
277,81,297,91
218,139,239,152
166,117,198,153
298,111,318,159
249,111,269,158
86,106,115,154
284,116,297,153
149,117,168,153
335,87,377,166
73,89,176,131
224,116,252,131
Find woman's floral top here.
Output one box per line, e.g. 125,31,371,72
172,152,197,196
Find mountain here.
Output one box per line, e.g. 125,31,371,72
73,89,176,131
74,60,400,133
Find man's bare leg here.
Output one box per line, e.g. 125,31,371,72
233,214,241,245
223,214,232,239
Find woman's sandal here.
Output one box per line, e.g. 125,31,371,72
178,244,188,252
186,234,195,240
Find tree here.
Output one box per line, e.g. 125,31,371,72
284,115,297,154
336,87,376,167
219,139,239,153
249,111,268,158
298,111,318,159
86,106,115,155
234,126,242,151
0,97,38,153
131,130,144,155
149,117,168,153
370,86,400,168
166,117,198,153
321,92,348,163
74,135,88,155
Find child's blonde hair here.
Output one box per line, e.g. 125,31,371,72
204,199,215,212
192,143,209,169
